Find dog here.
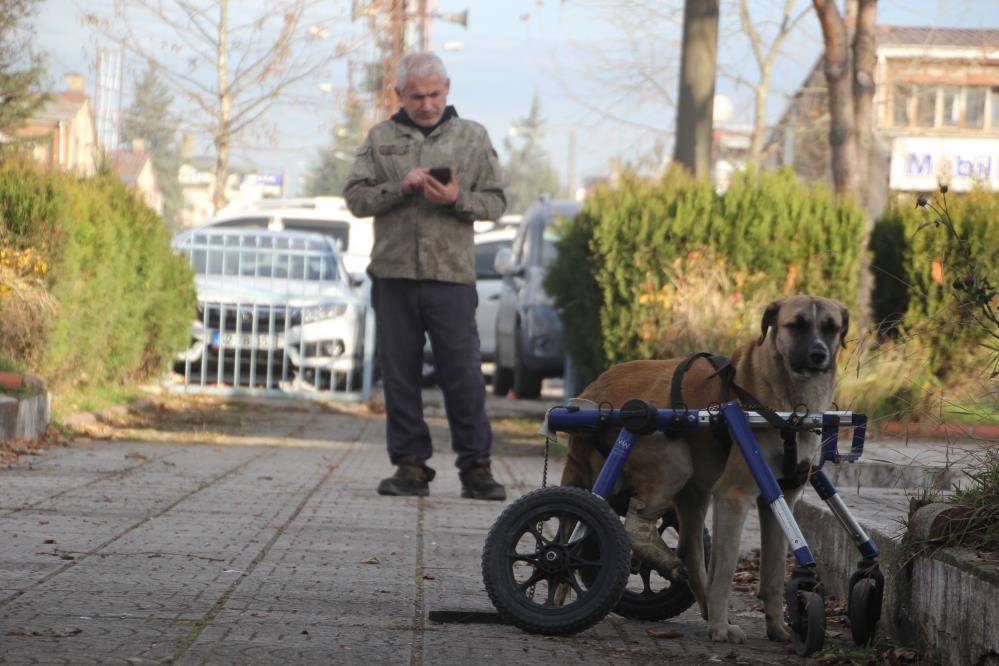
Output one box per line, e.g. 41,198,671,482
559,295,849,644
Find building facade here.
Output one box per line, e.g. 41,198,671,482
767,26,999,213
16,73,99,177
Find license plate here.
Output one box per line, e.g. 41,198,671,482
211,331,282,350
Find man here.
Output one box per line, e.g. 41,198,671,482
343,51,507,501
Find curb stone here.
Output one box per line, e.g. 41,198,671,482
0,391,51,441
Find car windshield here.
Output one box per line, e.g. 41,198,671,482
540,215,572,269
183,233,341,282
281,218,350,253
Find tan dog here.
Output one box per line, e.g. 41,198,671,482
560,295,849,643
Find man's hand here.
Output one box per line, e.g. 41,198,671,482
423,169,459,206
402,167,429,195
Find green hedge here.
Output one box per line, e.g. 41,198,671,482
546,167,864,384
0,159,195,395
872,189,999,379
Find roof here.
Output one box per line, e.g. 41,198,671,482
876,25,999,50
112,150,152,183
29,91,89,124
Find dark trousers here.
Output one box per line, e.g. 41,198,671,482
371,277,492,471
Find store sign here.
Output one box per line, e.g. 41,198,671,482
890,136,999,192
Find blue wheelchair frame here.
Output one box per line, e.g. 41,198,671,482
544,399,885,652
546,400,879,566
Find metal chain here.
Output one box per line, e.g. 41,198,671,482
541,437,551,488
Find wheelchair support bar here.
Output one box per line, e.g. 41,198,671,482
548,407,863,432
810,470,880,559
721,402,815,567
591,428,639,499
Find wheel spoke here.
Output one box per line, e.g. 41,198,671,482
567,552,603,570
561,571,584,598
517,571,545,592
555,513,578,545
507,550,538,565
525,521,549,548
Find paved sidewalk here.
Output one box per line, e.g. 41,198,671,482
0,401,815,665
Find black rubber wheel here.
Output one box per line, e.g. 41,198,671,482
492,364,513,396
613,508,711,621
790,589,826,656
482,486,631,635
512,330,542,399
848,578,882,646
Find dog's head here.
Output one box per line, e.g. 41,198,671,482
757,296,849,377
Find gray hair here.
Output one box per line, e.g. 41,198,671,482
396,51,448,91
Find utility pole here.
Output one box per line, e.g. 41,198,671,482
417,0,430,50
355,0,467,121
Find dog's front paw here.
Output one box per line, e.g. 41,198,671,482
709,623,746,644
765,619,792,642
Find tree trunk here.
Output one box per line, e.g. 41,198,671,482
748,66,771,163
851,0,879,328
812,0,857,197
213,0,231,213
673,0,720,178
852,0,877,207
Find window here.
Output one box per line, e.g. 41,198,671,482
941,86,961,127
475,240,509,280
966,87,986,129
892,84,993,130
282,219,350,252
892,84,912,126
915,85,937,127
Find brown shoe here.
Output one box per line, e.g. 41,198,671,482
377,464,434,496
459,463,506,501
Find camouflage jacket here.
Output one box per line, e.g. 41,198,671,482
342,112,506,284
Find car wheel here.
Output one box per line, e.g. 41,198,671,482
493,364,513,396
513,333,542,399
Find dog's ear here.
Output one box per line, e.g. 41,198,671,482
839,306,850,349
757,299,783,346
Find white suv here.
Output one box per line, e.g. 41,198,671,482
205,197,373,280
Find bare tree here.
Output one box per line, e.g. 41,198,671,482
551,1,812,175
733,0,811,163
86,0,353,211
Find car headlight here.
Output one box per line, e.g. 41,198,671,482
302,303,348,323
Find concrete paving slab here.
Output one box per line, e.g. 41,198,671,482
0,403,810,665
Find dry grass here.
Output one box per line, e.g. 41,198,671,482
0,247,56,368
638,251,773,359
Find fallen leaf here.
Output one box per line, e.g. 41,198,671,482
257,475,273,480
360,557,380,565
43,539,56,544
8,626,82,638
125,452,150,462
646,628,683,639
422,574,436,580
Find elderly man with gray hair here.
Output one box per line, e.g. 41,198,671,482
344,51,507,501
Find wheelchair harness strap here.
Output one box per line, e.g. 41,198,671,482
668,352,810,491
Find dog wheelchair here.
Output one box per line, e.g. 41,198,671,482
481,398,884,657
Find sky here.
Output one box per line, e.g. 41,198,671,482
34,0,999,196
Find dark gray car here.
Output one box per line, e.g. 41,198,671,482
492,199,581,399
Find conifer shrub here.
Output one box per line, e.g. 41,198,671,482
546,167,864,381
0,160,195,397
872,189,999,381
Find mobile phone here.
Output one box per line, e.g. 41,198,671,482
429,166,452,185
